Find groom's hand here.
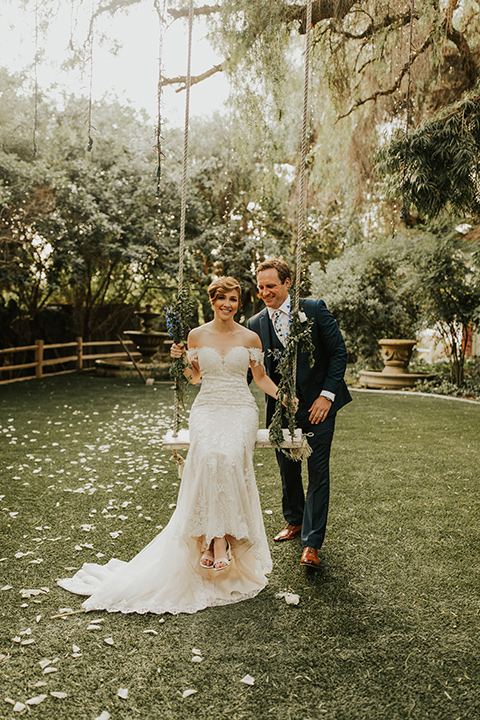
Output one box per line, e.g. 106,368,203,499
309,396,332,424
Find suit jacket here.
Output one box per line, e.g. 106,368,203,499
248,298,352,426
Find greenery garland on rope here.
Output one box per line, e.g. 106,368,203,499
268,299,315,458
164,291,195,424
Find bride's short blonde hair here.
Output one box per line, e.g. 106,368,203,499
208,276,242,306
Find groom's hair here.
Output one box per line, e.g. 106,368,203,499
256,258,291,284
208,276,242,306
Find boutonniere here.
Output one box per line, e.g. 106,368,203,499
297,310,308,323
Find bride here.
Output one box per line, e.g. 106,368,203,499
57,276,282,615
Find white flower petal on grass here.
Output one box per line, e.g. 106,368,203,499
264,510,273,515
72,644,80,653
117,688,129,699
87,625,102,631
143,630,158,635
26,695,48,705
5,698,15,705
21,639,35,646
19,628,32,635
50,692,68,699
39,658,51,669
94,713,110,720
43,666,58,674
191,656,203,663
181,689,197,699
284,592,300,605
275,590,300,605
240,674,255,686
192,648,202,655
1,585,13,591
72,653,82,658
13,701,26,712
103,637,115,645
20,587,48,598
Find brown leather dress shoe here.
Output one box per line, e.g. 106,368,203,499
300,546,319,569
273,523,302,542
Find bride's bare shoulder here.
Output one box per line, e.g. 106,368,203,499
239,326,262,348
188,324,213,346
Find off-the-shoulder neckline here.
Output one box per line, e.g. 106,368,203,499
188,345,262,360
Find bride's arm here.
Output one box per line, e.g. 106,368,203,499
247,334,280,400
250,361,280,400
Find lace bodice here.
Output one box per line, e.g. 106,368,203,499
187,345,263,373
187,346,263,406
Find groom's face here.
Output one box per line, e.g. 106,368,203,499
257,269,290,310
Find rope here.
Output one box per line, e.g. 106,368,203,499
33,0,39,158
172,0,194,440
178,0,194,298
292,0,312,382
155,0,167,199
87,1,95,152
401,0,415,219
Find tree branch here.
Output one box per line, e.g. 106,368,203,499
341,10,414,40
167,4,221,21
445,23,477,89
162,60,228,92
285,0,358,33
337,33,433,120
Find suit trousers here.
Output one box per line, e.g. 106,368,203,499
275,406,336,549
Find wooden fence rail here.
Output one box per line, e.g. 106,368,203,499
0,338,142,386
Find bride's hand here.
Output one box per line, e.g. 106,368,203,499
280,393,299,412
170,342,185,360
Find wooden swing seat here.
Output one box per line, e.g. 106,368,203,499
162,427,304,450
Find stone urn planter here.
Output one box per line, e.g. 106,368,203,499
359,338,434,390
379,338,417,374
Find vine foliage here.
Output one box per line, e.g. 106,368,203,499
268,302,315,458
164,291,196,419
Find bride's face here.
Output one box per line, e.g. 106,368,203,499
212,290,240,320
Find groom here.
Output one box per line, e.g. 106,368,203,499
248,258,352,569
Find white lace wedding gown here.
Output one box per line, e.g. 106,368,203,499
57,346,272,615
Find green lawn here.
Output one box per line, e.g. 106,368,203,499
0,375,479,720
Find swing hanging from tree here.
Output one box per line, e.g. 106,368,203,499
161,0,316,461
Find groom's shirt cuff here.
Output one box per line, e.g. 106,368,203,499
320,390,335,403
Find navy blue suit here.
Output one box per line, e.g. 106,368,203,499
248,298,352,549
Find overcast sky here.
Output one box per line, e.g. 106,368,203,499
0,0,230,126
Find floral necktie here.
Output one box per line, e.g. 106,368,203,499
272,309,288,346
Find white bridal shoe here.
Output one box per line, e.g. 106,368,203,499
213,540,231,571
200,544,214,569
